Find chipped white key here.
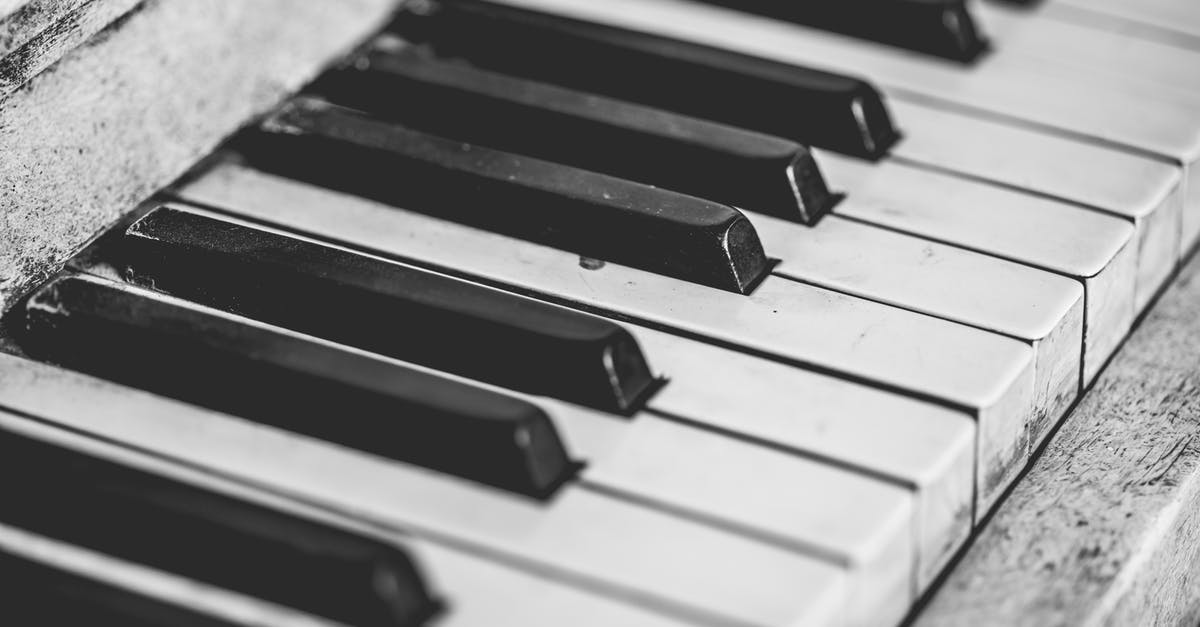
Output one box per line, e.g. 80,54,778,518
629,325,975,590
488,0,1200,253
0,355,848,627
754,212,1082,449
817,152,1136,385
175,164,1035,514
890,100,1184,310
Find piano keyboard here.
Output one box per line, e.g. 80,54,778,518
0,0,1197,624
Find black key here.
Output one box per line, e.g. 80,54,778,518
315,37,839,225
238,98,770,294
389,0,898,159
0,426,439,627
114,205,658,414
2,547,242,627
17,273,576,499
692,0,988,62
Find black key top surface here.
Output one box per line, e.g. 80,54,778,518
316,38,839,224
2,548,242,627
238,98,770,294
693,0,988,62
17,273,576,499
116,205,658,414
0,426,438,627
390,0,898,159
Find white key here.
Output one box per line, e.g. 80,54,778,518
890,100,1184,310
818,152,1136,385
0,355,848,627
630,325,975,590
176,164,1037,513
1048,0,1200,46
975,2,1200,254
487,0,1200,250
755,212,1082,450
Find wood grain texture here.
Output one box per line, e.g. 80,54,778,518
0,0,402,311
914,250,1200,627
0,0,144,99
0,0,85,56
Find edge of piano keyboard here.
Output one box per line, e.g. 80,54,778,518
4,0,1200,624
913,235,1200,626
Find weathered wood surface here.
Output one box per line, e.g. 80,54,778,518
0,0,85,56
914,248,1200,627
0,0,144,99
0,0,402,311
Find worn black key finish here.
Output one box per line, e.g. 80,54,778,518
17,274,575,499
238,98,770,294
0,427,438,627
315,38,839,225
692,0,988,62
389,0,898,159
1,547,242,627
116,206,658,414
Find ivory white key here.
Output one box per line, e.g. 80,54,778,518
73,204,967,598
817,152,1137,385
489,0,1200,250
629,325,975,590
0,355,849,627
890,100,1184,308
753,212,1082,449
175,163,1036,514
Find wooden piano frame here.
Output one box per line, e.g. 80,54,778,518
2,1,1199,624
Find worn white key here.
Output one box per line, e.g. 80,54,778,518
755,212,1082,449
817,152,1137,385
630,325,975,590
489,0,1200,251
176,164,1039,513
890,100,1184,310
0,355,848,627
974,2,1200,256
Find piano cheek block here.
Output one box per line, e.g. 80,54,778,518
16,274,577,500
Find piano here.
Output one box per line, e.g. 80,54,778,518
1,0,1198,624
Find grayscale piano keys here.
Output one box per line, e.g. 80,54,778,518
0,401,705,627
889,100,1185,312
0,355,855,627
174,163,1036,515
816,152,1137,385
74,203,976,592
67,224,920,621
626,326,975,590
493,0,1200,253
751,212,1083,446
